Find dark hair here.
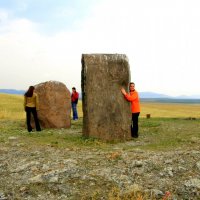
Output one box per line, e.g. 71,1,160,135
25,86,35,97
130,82,135,86
72,87,76,91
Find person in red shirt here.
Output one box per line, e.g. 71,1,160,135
121,82,140,138
71,87,79,120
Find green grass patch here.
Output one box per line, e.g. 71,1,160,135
1,117,199,152
1,93,200,152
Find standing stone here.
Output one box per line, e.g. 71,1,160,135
81,54,131,141
33,81,71,128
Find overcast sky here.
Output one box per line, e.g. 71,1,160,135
0,0,200,96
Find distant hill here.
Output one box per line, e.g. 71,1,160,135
140,92,200,99
175,94,200,99
1,89,200,100
139,92,171,99
140,98,200,104
0,89,25,95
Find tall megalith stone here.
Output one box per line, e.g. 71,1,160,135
33,81,71,128
81,54,131,141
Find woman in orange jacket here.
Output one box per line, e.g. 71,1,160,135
121,82,140,138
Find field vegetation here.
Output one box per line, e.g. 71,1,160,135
0,93,200,199
0,93,200,151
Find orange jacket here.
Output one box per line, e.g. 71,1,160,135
124,90,140,113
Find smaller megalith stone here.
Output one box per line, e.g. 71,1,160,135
33,81,71,128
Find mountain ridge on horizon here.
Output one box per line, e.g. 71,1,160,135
0,89,200,99
139,91,200,99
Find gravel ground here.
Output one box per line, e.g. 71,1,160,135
0,136,200,200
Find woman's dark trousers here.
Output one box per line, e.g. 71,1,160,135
26,107,41,132
131,112,140,138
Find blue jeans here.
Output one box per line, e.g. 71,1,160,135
71,102,78,120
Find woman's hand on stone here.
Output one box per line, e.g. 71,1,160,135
121,88,126,95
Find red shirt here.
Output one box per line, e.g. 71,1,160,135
71,91,79,103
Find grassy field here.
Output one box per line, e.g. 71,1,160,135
0,94,200,200
0,93,25,120
140,101,200,118
0,93,200,151
1,93,200,120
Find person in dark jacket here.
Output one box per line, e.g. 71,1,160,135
24,86,41,132
71,87,79,120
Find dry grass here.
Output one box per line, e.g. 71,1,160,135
77,100,83,117
1,93,200,120
0,93,199,199
1,93,199,152
79,100,200,119
140,102,200,118
0,93,25,120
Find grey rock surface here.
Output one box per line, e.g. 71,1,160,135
81,54,131,141
1,142,200,199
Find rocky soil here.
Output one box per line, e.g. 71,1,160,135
0,137,200,200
